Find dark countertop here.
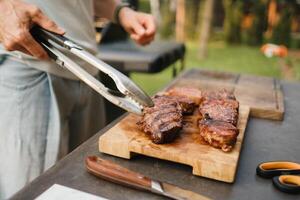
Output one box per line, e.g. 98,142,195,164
11,80,300,200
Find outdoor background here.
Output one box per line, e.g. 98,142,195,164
130,0,300,95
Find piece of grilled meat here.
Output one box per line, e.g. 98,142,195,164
200,90,239,126
166,87,203,105
137,95,183,144
167,95,196,115
199,90,239,152
199,117,239,152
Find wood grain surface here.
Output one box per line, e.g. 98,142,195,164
99,106,249,183
99,69,284,183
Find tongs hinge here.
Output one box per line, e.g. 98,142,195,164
63,41,83,50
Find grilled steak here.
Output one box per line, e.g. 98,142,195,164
199,117,239,152
138,88,240,152
199,90,239,152
166,95,196,115
200,98,239,126
166,87,203,105
138,95,183,144
200,90,239,126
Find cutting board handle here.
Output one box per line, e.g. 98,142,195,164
85,156,152,191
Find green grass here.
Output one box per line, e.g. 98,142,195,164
132,41,281,95
186,41,280,76
290,56,300,80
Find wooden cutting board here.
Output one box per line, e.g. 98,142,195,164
99,69,284,183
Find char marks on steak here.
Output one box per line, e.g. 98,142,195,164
200,89,239,126
199,98,239,126
138,95,183,144
199,118,239,152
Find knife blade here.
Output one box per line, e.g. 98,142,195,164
85,156,211,200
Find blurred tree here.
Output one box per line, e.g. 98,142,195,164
176,0,186,41
159,0,176,39
244,0,268,46
150,0,161,26
271,1,296,47
198,0,215,58
266,0,278,38
223,0,243,44
185,0,201,40
271,7,292,46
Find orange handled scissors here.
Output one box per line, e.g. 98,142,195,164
256,161,300,194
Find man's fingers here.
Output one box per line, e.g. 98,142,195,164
131,20,145,36
130,33,151,43
3,31,48,59
137,35,154,45
130,14,156,45
139,35,155,45
130,30,153,42
3,38,32,55
14,45,32,55
20,31,49,59
31,7,64,34
130,33,154,45
130,34,140,41
142,15,156,36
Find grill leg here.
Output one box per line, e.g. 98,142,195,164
172,64,177,77
180,56,185,71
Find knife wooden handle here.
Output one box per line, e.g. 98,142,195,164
85,156,152,191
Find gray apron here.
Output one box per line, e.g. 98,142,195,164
0,56,106,199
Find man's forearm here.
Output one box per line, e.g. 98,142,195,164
94,0,121,21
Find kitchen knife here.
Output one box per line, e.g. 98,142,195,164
85,156,211,200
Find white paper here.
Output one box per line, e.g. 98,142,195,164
35,184,108,200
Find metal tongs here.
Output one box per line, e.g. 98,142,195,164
31,26,153,115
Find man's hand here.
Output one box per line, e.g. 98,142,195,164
119,8,156,45
0,0,64,59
